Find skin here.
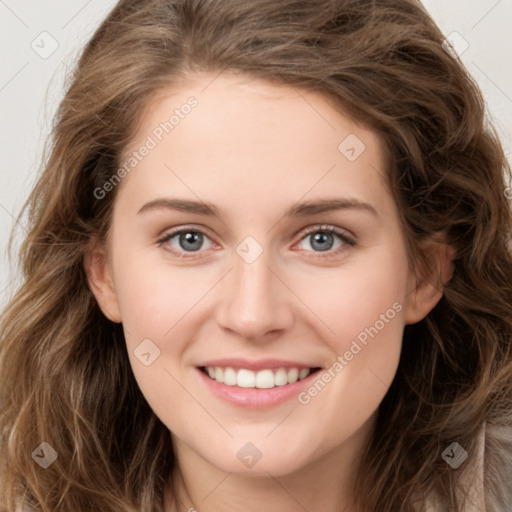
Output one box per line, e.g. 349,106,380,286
85,71,452,512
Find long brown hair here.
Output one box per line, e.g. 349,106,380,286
1,1,511,511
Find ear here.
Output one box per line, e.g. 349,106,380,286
403,237,455,325
83,240,122,323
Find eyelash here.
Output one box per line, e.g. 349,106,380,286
156,224,356,260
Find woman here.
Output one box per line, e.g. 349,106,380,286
1,0,511,511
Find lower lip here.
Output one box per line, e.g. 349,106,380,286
196,368,320,408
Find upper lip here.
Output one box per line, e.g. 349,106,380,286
198,358,321,371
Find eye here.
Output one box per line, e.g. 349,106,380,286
157,226,215,258
296,224,355,257
157,224,356,259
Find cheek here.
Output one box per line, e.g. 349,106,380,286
112,251,201,344
293,276,405,454
296,246,408,408
302,250,409,354
112,254,196,422
111,250,215,405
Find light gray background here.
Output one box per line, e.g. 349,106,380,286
1,0,511,311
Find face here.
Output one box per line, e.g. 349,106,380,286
87,71,443,478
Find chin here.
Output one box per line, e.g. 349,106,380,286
201,439,318,478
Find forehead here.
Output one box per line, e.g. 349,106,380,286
129,71,379,153
116,71,392,219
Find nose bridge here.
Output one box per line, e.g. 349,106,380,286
216,239,292,340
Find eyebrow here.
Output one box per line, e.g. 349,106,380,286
137,197,378,218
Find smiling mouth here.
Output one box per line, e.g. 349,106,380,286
199,366,322,389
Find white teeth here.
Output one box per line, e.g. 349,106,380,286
287,368,299,384
255,369,274,389
274,368,288,386
204,366,313,388
224,367,237,386
237,369,256,388
214,367,224,383
299,368,310,380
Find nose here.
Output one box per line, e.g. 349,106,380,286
215,245,294,343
